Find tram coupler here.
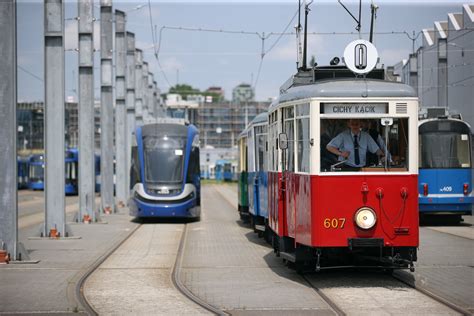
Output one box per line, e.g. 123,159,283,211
315,249,321,272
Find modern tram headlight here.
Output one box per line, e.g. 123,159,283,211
354,207,377,230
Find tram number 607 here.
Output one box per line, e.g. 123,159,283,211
323,218,346,229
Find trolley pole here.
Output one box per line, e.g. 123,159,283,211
125,32,136,193
44,0,66,237
100,0,115,214
0,0,18,260
135,49,144,126
115,10,127,208
78,0,96,222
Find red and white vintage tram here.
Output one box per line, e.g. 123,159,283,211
267,73,419,271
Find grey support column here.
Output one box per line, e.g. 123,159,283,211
100,0,114,214
114,10,127,207
78,0,95,222
125,32,136,192
135,49,143,126
0,0,18,259
142,62,149,120
44,0,66,237
153,80,158,119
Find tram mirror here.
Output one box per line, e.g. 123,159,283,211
279,133,288,150
381,118,393,126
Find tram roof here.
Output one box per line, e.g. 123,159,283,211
270,78,417,109
419,117,472,134
141,123,193,137
250,112,268,125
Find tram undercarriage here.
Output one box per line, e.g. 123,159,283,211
270,232,417,273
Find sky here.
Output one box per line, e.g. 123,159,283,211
16,0,470,102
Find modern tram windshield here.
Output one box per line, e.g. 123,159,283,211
420,132,471,169
143,135,187,184
29,164,44,181
321,118,409,172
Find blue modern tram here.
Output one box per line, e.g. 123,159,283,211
215,159,233,181
419,117,473,221
17,156,30,189
28,154,45,190
65,148,79,195
128,121,201,219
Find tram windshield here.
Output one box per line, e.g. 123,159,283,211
143,135,186,184
420,132,471,169
321,118,409,172
29,164,44,181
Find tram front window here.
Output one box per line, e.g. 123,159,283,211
321,118,409,172
143,135,186,184
30,164,44,181
420,132,471,168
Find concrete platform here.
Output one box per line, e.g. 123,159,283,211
0,193,138,315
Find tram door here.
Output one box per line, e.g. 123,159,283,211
247,128,256,216
255,125,268,219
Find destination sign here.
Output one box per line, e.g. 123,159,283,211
321,103,388,114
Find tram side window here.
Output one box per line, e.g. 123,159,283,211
321,118,409,172
187,146,200,183
130,146,141,189
283,107,295,172
296,104,310,173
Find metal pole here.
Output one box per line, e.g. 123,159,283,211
115,10,127,208
125,32,136,194
0,0,18,259
100,0,114,214
78,0,95,222
135,49,143,126
142,62,149,121
153,80,159,119
44,0,66,237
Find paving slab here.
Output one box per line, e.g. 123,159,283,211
84,224,208,315
181,184,334,314
0,199,138,315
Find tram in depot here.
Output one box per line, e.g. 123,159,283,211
418,116,472,221
128,120,201,219
237,129,250,220
237,60,420,271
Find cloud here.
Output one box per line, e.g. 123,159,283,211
160,56,184,71
378,47,411,66
65,20,101,51
266,34,324,62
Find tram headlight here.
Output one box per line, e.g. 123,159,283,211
354,207,377,230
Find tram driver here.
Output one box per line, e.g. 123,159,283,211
326,119,385,171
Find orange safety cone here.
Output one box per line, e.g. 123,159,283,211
0,250,9,264
49,227,59,238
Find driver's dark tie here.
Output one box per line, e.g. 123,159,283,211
354,135,360,165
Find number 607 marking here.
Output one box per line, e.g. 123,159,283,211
323,218,346,229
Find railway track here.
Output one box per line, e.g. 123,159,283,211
75,223,142,315
301,275,346,316
393,272,470,316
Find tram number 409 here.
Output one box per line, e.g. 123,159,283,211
323,218,346,229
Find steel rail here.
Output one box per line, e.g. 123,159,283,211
392,272,471,316
171,223,229,316
75,223,142,315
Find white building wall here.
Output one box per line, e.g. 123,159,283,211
420,29,438,107
447,5,474,128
